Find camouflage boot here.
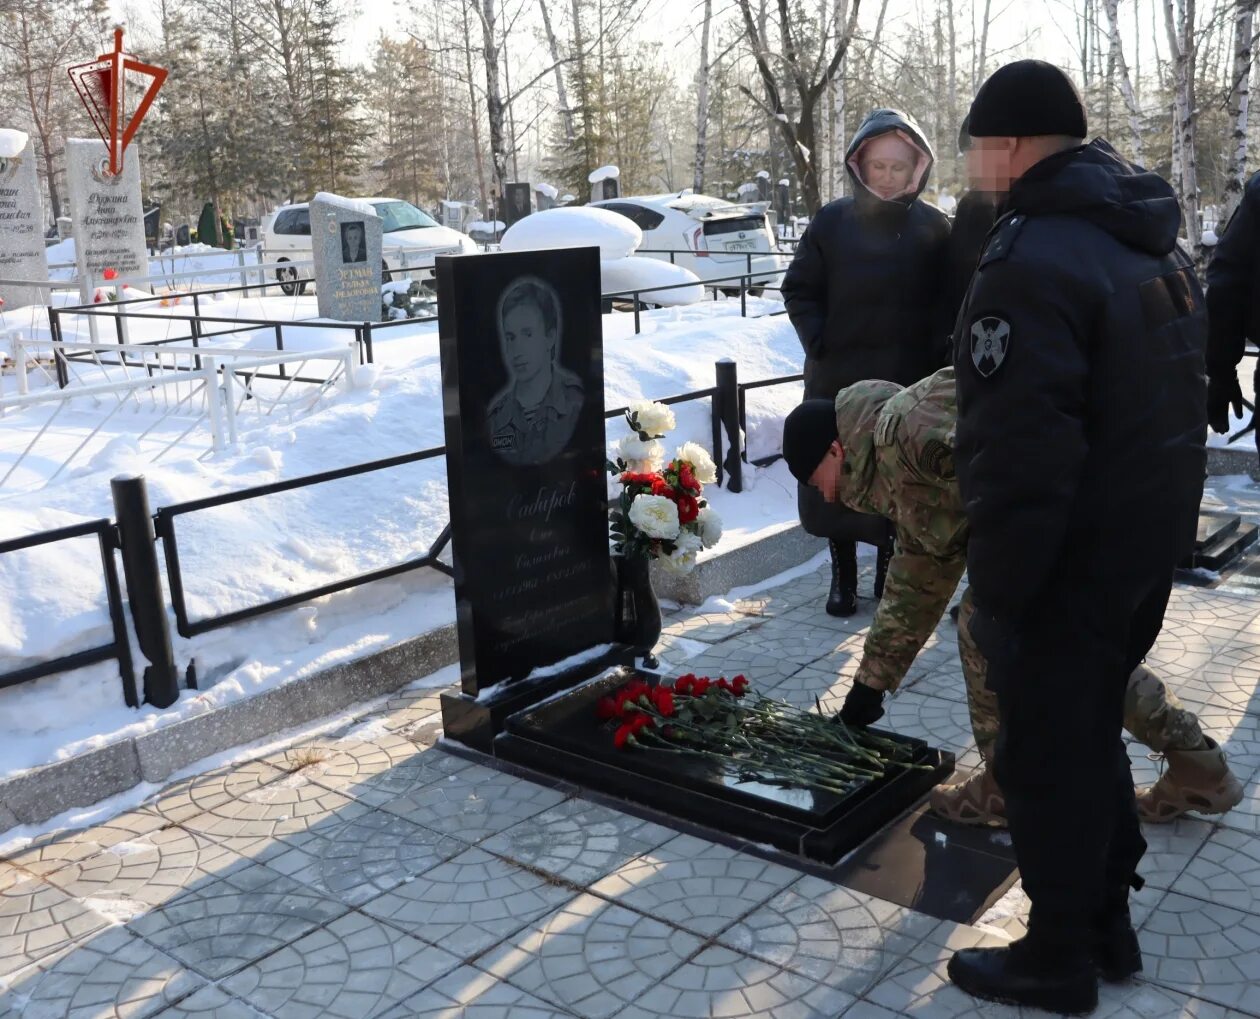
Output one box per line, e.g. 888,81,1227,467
1136,737,1244,823
929,767,1008,827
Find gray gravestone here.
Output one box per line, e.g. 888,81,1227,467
66,138,149,283
309,192,382,322
0,138,50,309
56,216,73,240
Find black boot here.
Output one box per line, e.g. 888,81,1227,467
826,539,857,617
1092,881,1143,981
874,543,892,599
947,932,1098,1015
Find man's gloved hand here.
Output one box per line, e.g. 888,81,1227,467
1208,374,1244,435
837,681,885,727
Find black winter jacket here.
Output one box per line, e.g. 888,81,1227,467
782,109,951,401
953,140,1207,642
940,190,998,334
1205,172,1260,385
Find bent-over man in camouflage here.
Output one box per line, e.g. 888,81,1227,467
780,367,1243,826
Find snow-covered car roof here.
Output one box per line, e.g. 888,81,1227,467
602,193,770,222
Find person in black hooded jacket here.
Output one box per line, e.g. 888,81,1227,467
1205,171,1260,459
781,108,951,617
945,62,1207,1015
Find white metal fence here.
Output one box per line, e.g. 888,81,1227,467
0,336,355,493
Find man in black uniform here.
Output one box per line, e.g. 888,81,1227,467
1205,173,1260,458
946,61,1207,1014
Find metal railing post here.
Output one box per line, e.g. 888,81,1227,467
361,322,374,364
110,475,180,708
633,294,641,335
715,359,743,493
740,276,748,318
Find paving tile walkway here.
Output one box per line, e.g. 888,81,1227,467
4,484,1260,1017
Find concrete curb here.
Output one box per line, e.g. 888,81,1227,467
0,624,458,829
0,523,825,832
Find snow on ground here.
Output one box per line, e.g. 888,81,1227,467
501,207,642,259
45,237,259,289
0,289,804,779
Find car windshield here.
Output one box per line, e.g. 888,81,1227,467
370,200,439,233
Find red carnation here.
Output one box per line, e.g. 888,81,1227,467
693,677,712,696
674,675,693,695
679,463,699,494
651,688,676,717
613,723,632,749
732,675,749,696
102,267,118,281
676,494,700,525
650,477,676,499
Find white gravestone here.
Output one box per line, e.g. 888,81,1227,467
0,136,50,309
66,138,149,285
309,192,382,322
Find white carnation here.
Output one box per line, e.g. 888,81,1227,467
618,434,664,469
628,400,676,438
695,506,723,549
676,441,718,485
628,494,680,540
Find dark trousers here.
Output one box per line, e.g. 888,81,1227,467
990,570,1172,932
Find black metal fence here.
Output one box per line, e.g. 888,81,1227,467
0,519,137,707
3,349,805,707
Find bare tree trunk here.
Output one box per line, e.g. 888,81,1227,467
1165,0,1201,254
472,0,508,201
693,0,713,192
1104,0,1144,162
1223,0,1259,221
946,0,957,189
461,1,489,210
434,5,453,198
832,0,849,198
538,0,574,144
977,0,993,90
502,9,519,182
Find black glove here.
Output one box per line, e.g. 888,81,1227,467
1208,374,1244,435
837,682,885,727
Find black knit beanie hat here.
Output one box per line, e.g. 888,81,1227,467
967,60,1087,139
782,401,839,484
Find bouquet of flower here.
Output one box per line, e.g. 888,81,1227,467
607,400,723,575
596,673,920,797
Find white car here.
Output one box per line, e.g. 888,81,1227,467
591,193,785,292
262,198,478,294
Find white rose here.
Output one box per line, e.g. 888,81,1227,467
659,547,698,575
628,494,680,540
618,434,664,469
695,506,723,549
628,400,676,438
676,441,718,485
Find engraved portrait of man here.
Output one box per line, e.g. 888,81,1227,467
488,276,584,466
340,220,366,263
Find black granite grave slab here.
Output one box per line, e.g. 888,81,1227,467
494,668,955,865
436,248,616,700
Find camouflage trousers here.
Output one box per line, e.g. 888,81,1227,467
955,588,1207,762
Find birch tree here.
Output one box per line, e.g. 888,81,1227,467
693,0,714,192
733,0,863,213
1164,0,1202,251
1223,0,1259,221
1103,0,1143,163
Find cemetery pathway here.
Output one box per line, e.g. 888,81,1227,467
5,509,1260,1015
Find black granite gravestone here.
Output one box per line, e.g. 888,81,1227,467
503,183,531,227
438,247,622,747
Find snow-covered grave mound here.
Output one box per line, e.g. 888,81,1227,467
501,206,642,260
601,256,703,306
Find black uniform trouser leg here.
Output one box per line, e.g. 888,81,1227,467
991,572,1171,936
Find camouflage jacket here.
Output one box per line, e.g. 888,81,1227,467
833,367,968,691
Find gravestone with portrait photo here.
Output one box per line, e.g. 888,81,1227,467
0,135,51,309
503,182,532,227
437,246,623,747
309,192,382,322
66,138,150,284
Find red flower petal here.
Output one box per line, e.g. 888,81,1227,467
596,696,619,720
613,724,631,749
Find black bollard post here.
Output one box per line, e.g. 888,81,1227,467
111,475,180,708
715,359,743,493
